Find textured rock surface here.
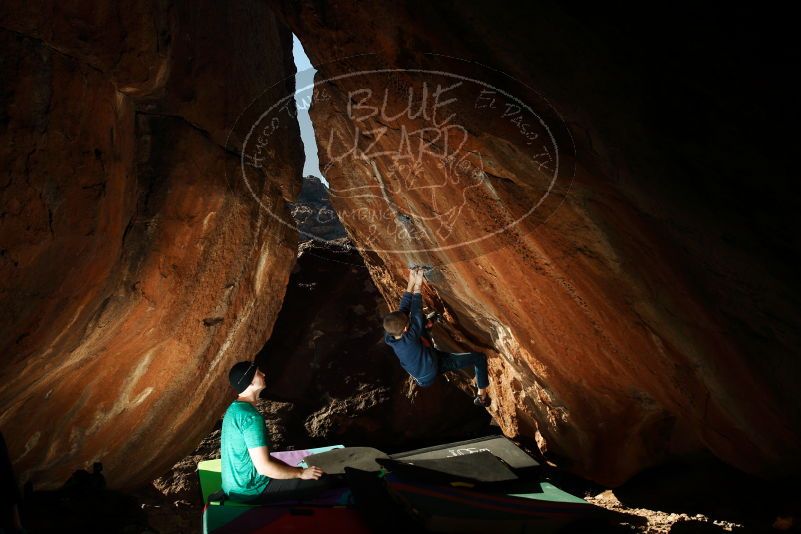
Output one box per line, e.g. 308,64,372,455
0,2,302,489
272,2,801,485
3,0,799,494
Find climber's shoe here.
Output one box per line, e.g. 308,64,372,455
425,310,442,323
474,394,491,407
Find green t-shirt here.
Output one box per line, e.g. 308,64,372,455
220,401,270,500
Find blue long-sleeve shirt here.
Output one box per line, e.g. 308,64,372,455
384,292,438,387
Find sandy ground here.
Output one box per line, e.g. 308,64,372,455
585,489,745,533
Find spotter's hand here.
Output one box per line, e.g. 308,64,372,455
299,466,324,480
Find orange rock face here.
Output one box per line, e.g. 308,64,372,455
272,2,801,485
0,2,302,489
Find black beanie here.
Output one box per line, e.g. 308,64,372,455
229,361,257,394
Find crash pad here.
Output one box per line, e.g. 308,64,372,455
390,435,539,469
385,476,593,533
378,451,519,483
204,505,371,534
509,481,589,504
304,447,389,475
198,444,344,506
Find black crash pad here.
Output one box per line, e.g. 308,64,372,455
378,451,518,484
389,435,539,469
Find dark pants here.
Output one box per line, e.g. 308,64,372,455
248,476,338,504
435,350,489,389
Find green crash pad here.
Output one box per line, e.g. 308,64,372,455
304,447,389,475
385,477,593,533
390,434,539,469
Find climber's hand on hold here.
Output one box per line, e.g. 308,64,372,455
407,268,417,291
411,268,423,293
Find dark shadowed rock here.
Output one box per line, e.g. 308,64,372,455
290,176,348,242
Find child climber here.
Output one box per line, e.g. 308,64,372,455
383,267,491,407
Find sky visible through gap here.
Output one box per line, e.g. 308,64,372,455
292,34,327,187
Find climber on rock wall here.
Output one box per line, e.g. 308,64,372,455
383,267,491,407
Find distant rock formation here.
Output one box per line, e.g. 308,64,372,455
290,176,348,242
